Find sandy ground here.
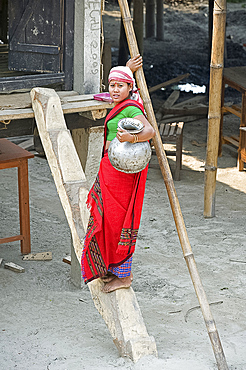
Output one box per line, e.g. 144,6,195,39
1,1,246,369
1,116,246,370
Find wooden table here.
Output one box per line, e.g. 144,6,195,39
219,66,246,170
0,138,34,254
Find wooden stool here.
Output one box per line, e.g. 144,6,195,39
157,121,184,181
0,138,34,254
219,66,246,170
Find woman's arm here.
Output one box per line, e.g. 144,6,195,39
116,114,156,143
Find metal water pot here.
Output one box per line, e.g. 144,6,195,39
108,118,152,173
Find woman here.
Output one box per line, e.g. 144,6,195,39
81,55,155,293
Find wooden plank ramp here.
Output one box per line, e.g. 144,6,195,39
30,87,157,363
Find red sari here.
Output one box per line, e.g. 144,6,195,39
81,99,148,283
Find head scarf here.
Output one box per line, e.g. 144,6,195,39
108,66,143,105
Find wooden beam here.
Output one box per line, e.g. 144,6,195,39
149,73,190,93
0,98,112,121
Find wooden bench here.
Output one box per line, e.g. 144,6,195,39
0,138,34,254
0,92,112,122
155,121,184,181
219,66,246,170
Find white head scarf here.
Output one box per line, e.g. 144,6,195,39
108,66,143,105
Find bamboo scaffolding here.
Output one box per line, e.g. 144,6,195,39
204,0,227,217
118,0,228,368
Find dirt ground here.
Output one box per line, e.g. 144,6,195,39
1,1,246,369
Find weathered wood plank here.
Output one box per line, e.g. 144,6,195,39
0,99,112,121
156,90,180,121
149,73,190,93
22,252,52,261
4,262,25,273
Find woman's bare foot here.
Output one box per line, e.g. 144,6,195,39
100,272,117,283
101,273,133,293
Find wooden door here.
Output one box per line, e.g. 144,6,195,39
8,0,64,73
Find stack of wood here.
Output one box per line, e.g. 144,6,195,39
149,73,208,126
156,90,208,125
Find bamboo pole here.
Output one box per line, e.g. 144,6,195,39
204,0,227,217
118,0,228,368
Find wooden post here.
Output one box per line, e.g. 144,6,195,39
156,0,164,41
102,41,112,91
133,0,144,55
118,0,228,368
18,159,31,254
204,0,227,218
145,0,155,38
118,0,132,65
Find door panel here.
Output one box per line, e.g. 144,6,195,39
8,0,64,73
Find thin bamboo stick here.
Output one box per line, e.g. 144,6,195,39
204,0,227,217
118,0,228,368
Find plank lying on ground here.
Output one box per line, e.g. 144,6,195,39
22,252,52,261
172,95,207,108
0,258,3,266
149,73,190,93
156,91,180,121
160,104,208,117
63,255,71,265
160,114,203,124
4,262,25,273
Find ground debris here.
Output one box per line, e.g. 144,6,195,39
229,259,246,264
62,255,71,265
22,252,52,261
184,301,223,322
4,262,25,273
191,140,207,147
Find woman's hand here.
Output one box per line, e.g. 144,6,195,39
116,128,134,143
126,54,143,73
